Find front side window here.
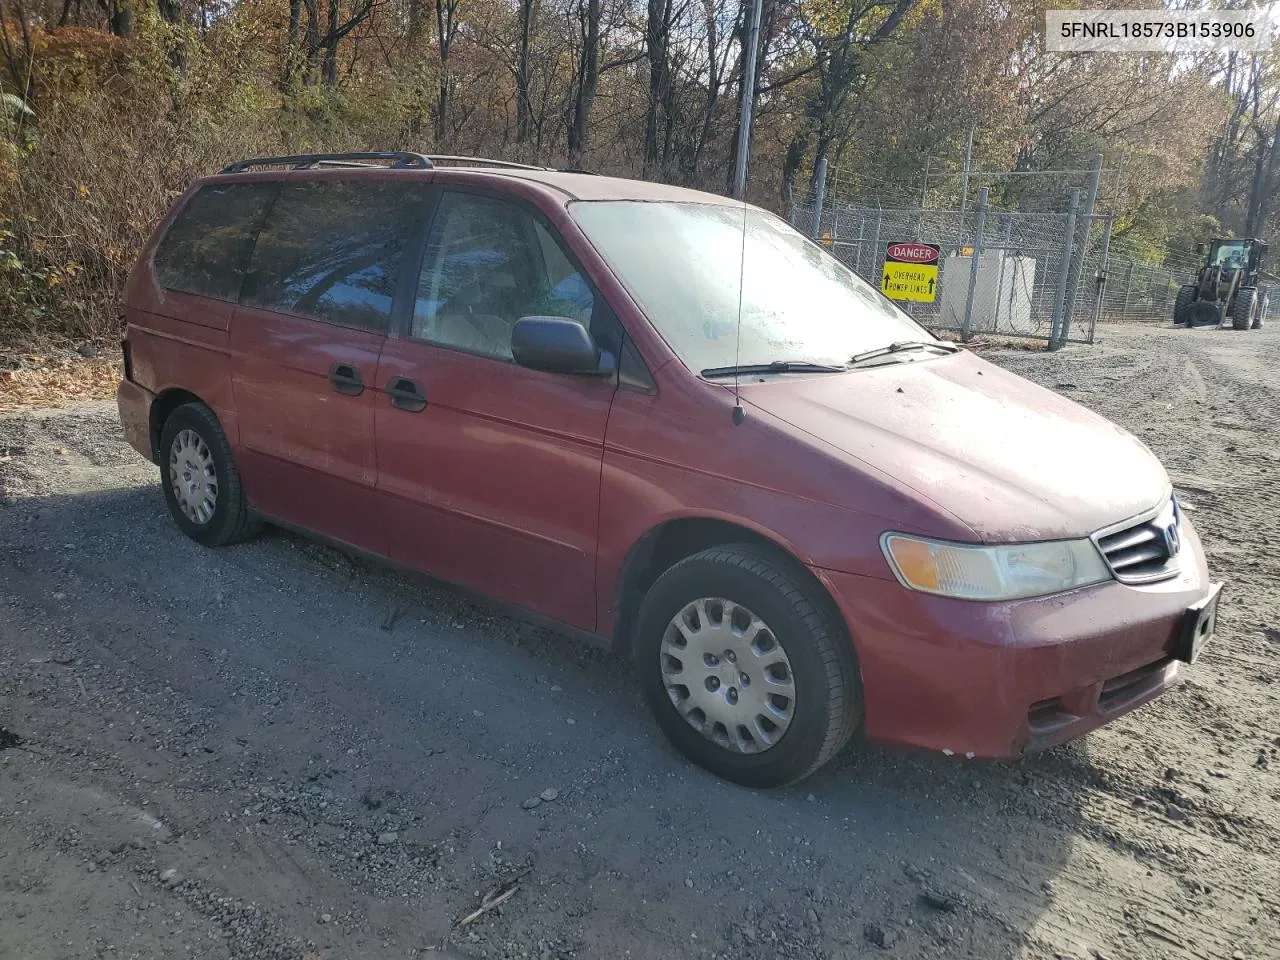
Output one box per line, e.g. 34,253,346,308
412,191,596,360
153,183,276,302
243,180,427,333
569,200,928,374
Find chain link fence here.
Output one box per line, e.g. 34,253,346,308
791,198,1276,343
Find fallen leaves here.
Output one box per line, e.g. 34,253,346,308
0,348,121,413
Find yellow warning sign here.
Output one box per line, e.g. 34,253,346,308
882,241,940,303
881,262,938,302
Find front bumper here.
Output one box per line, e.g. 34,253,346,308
117,378,157,464
814,517,1212,759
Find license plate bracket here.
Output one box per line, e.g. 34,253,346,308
1174,582,1222,664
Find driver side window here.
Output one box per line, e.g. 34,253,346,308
412,191,594,360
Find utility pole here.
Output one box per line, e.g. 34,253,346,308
731,0,763,200
961,188,989,342
1049,188,1081,349
1060,152,1104,345
959,127,975,215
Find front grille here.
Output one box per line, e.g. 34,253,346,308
1094,497,1182,584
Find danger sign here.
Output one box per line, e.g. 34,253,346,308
882,242,940,303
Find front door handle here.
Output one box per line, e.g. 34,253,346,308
329,362,364,396
386,376,427,412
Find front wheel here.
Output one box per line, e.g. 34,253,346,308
1231,287,1257,331
635,545,861,787
158,402,260,547
1173,284,1196,326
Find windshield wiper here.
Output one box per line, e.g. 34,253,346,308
701,360,847,378
847,340,960,367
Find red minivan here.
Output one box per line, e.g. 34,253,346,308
117,152,1221,786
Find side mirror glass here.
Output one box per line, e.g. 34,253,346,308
511,316,613,377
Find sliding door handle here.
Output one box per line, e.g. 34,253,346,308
386,376,427,412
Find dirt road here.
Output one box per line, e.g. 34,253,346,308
2,323,1277,960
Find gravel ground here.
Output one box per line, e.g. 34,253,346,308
1,322,1277,960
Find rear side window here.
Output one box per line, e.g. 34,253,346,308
242,180,427,333
153,183,276,301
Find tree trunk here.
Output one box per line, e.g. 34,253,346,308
157,0,188,71
322,0,339,85
780,136,808,210
283,0,301,88
407,0,425,48
107,0,133,36
0,0,34,105
515,0,536,142
1249,112,1280,237
303,0,321,85
643,0,672,176
434,0,459,144
567,0,600,169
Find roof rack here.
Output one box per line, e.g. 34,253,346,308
422,155,549,170
220,152,433,174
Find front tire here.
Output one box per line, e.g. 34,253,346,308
158,402,260,547
1231,287,1257,331
1173,284,1196,326
635,545,861,787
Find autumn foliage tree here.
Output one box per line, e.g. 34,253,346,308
0,0,1271,342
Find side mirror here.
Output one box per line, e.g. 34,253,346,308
1196,243,1206,254
511,316,614,377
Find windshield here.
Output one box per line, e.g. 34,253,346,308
569,200,929,373
1210,241,1249,268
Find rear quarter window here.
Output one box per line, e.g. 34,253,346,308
152,183,277,301
242,180,428,333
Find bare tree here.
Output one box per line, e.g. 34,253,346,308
516,0,538,142
435,0,463,141
566,0,600,167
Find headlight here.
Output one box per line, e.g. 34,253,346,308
881,533,1111,601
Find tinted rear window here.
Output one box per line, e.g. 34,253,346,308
153,183,277,301
242,180,427,332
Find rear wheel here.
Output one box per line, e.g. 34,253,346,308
635,545,861,787
1231,287,1257,331
158,402,260,547
1173,284,1197,326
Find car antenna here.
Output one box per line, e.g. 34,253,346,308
732,192,747,426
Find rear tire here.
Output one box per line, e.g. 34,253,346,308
1231,287,1257,331
158,402,260,547
634,545,861,787
1173,284,1197,326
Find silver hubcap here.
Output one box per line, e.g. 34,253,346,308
168,428,218,525
660,598,796,754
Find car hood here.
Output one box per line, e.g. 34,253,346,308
741,350,1170,542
